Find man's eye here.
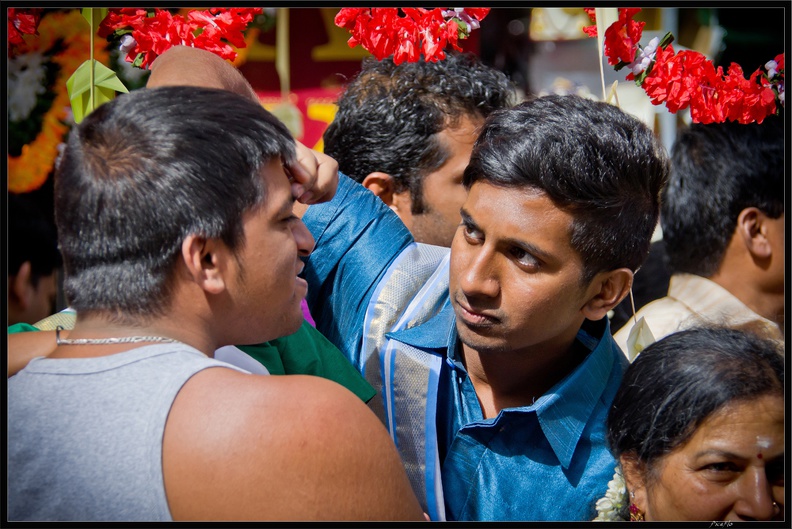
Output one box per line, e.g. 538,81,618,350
510,247,539,268
463,224,482,241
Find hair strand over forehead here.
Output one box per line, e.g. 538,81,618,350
464,95,669,283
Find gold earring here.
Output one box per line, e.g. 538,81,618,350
629,503,645,522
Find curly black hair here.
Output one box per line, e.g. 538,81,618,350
323,52,518,214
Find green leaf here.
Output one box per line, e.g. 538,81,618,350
613,60,629,72
81,8,108,29
658,31,675,49
67,59,129,123
633,66,652,86
132,53,145,68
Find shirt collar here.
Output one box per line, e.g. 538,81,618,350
389,307,624,470
533,318,623,469
668,273,784,340
386,301,456,350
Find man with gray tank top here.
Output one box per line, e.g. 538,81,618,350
7,86,424,521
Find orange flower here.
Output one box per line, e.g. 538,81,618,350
8,10,110,193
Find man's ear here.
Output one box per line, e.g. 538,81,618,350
361,171,414,229
9,261,34,308
737,207,773,259
181,235,227,295
620,453,649,514
361,172,397,207
581,268,633,321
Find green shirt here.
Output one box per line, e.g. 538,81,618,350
239,321,376,402
9,318,375,403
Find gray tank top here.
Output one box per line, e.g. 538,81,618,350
8,343,249,521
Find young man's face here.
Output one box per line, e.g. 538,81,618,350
394,116,481,248
226,159,315,344
449,181,596,358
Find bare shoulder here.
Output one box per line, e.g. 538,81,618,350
163,367,423,521
8,330,57,377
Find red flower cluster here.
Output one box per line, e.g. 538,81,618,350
98,8,262,69
643,47,779,124
585,8,784,124
582,8,645,67
335,8,489,64
7,8,43,56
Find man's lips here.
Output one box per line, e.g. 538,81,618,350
454,297,500,326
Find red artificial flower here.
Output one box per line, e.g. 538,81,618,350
97,8,147,38
98,8,260,68
721,65,777,124
189,8,260,48
773,53,784,72
392,10,421,64
582,8,598,37
129,10,187,68
367,8,400,61
587,7,781,124
688,63,729,124
445,19,463,53
641,44,679,108
335,7,485,63
8,7,43,54
464,8,490,22
603,8,644,66
418,8,453,62
335,8,366,30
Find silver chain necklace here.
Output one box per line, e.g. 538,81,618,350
55,326,178,346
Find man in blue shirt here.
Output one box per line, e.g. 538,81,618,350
301,95,669,521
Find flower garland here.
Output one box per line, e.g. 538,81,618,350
584,8,784,124
7,7,265,192
593,465,629,521
8,10,110,193
334,8,489,64
98,8,263,69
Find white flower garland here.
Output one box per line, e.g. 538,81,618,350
8,51,48,122
593,465,629,521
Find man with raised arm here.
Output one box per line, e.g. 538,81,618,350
8,45,376,404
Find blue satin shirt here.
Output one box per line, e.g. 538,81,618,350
303,174,628,521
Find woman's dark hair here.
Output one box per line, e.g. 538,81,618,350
607,327,784,475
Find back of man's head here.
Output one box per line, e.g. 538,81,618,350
464,95,669,283
55,86,296,323
323,52,518,208
661,118,784,277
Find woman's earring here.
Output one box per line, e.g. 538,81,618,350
629,502,645,522
628,492,645,521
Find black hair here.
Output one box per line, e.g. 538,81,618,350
661,117,784,276
464,95,669,283
8,192,62,286
55,86,296,323
323,52,518,214
607,327,784,475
